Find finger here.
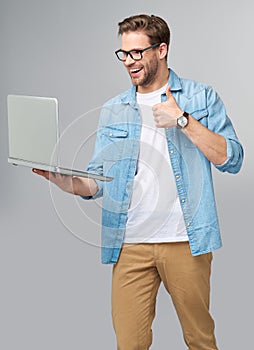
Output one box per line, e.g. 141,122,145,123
32,168,50,180
48,172,57,180
32,168,45,176
166,85,172,100
153,109,159,117
152,104,162,117
152,104,159,112
154,119,163,128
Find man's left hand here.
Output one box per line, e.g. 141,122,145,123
152,85,183,128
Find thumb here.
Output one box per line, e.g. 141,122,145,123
166,85,172,100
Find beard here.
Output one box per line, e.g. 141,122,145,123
130,56,159,88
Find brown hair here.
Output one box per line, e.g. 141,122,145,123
118,14,170,58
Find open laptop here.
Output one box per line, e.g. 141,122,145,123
7,94,113,182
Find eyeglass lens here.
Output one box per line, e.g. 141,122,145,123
117,50,142,61
115,43,161,62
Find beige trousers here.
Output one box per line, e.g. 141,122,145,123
112,242,218,350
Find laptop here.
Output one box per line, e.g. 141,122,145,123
7,94,113,182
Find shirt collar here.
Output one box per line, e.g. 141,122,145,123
167,68,182,91
120,68,182,106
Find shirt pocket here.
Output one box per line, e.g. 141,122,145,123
182,91,209,148
100,126,130,161
190,108,208,124
183,89,208,124
102,126,128,139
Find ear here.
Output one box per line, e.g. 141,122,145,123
158,42,168,60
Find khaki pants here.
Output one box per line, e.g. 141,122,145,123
112,242,218,350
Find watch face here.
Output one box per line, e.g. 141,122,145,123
177,115,188,128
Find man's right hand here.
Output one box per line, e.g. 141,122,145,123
32,168,98,197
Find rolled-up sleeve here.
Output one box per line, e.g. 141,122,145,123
206,87,244,174
214,137,244,173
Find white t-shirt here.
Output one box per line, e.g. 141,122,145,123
124,84,188,243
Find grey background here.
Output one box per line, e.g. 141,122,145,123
1,0,253,349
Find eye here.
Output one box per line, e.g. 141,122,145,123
130,50,142,59
131,50,141,54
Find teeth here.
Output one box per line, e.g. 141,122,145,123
131,68,141,73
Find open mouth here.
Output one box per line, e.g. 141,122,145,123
130,67,143,76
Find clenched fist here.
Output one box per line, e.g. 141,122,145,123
152,86,183,128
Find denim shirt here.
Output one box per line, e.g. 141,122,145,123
82,69,244,264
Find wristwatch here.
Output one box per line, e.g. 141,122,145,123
177,111,189,129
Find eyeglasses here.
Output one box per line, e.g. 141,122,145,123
115,43,161,62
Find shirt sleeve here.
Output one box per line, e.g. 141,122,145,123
80,118,105,201
206,87,244,174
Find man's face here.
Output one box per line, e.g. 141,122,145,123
121,31,160,92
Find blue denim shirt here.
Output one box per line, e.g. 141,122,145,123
83,69,243,264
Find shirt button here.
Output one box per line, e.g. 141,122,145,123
176,175,181,180
109,132,113,137
170,150,174,154
187,222,191,227
181,199,186,203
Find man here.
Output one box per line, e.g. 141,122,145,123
34,14,243,350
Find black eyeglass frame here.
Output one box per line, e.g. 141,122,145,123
115,43,161,62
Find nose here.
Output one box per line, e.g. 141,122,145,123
124,54,135,66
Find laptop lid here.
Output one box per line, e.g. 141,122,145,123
8,94,59,167
7,95,113,182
